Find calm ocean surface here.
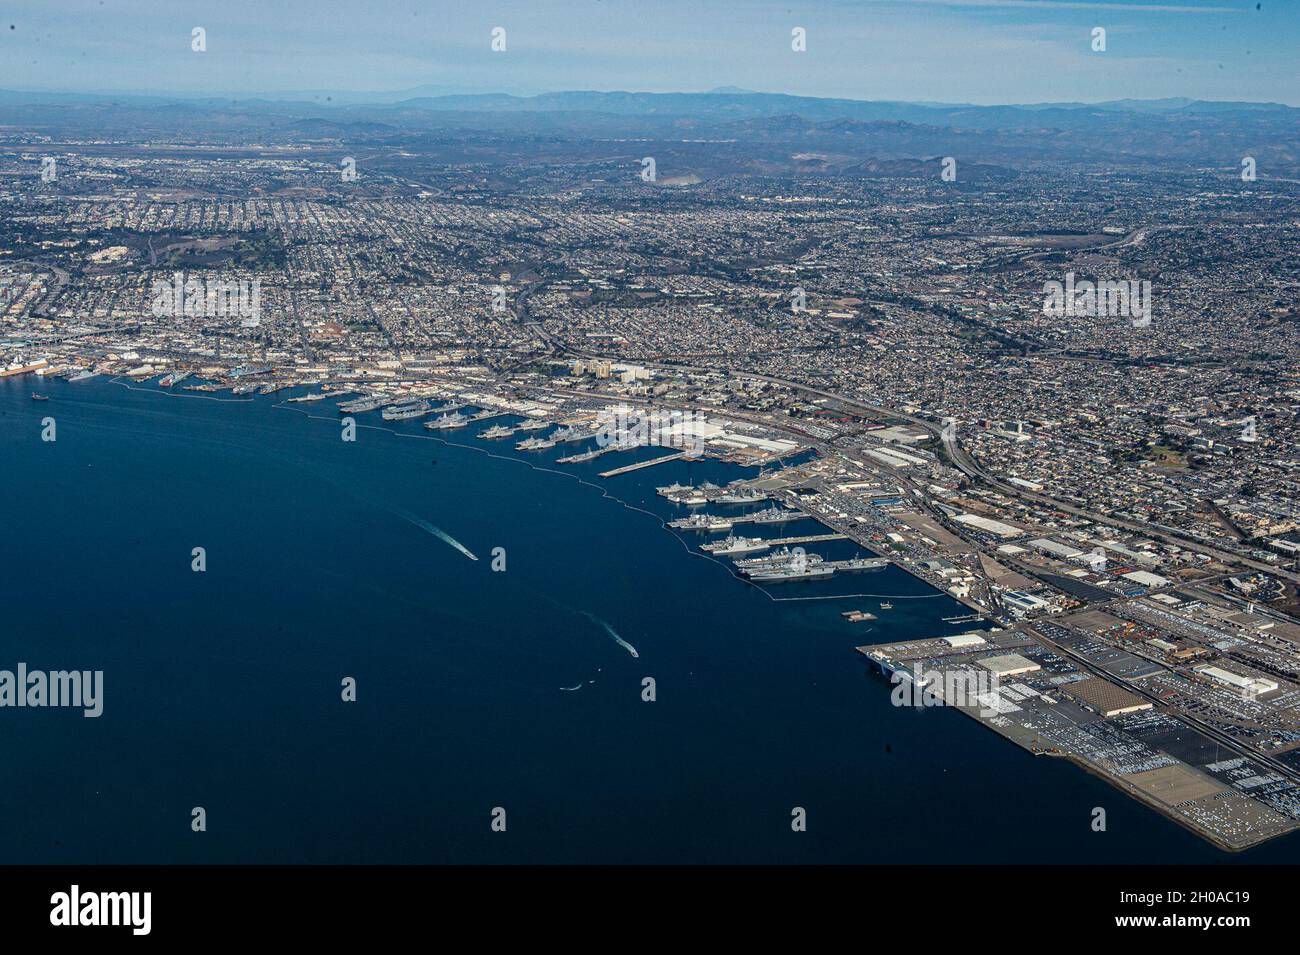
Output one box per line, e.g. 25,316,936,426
0,374,1291,863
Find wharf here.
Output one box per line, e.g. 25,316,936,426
599,451,689,478
764,533,848,546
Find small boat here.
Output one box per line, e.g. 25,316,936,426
879,601,893,610
841,610,878,623
31,392,49,401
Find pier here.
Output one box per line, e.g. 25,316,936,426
598,451,689,478
763,533,848,546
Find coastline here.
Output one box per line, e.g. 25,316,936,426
2,372,1292,864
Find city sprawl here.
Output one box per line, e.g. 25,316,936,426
4,92,1300,850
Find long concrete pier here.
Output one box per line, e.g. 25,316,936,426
599,451,689,478
764,533,848,546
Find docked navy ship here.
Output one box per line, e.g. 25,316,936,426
746,559,835,582
701,535,770,555
748,505,802,524
556,447,605,463
657,482,709,505
656,482,691,497
669,513,733,532
734,547,824,570
838,557,890,571
516,435,556,450
717,485,768,505
425,411,469,430
339,395,389,413
550,425,592,443
383,399,433,421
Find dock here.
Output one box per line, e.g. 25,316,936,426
763,533,848,546
599,451,689,478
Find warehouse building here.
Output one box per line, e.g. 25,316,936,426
1030,537,1083,560
977,653,1042,678
1195,665,1279,698
1002,591,1054,616
1062,677,1153,717
955,513,1023,538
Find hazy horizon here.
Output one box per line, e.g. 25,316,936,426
0,83,1295,110
1,0,1296,107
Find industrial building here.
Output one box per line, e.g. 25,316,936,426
977,653,1042,678
1195,665,1279,698
1061,677,1153,717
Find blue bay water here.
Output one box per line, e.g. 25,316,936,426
0,374,1291,863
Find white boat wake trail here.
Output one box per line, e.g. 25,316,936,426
389,506,479,561
581,611,639,659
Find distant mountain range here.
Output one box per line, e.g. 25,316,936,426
1,88,1295,171
383,90,1299,128
1,87,1295,121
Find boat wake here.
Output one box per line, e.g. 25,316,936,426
581,611,639,658
389,507,479,561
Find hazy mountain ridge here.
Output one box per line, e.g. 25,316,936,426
1,88,1295,171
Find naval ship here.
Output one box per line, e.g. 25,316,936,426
556,447,606,463
383,400,432,421
656,482,692,497
516,435,556,450
338,395,389,413
550,425,592,443
479,424,514,439
838,557,890,571
734,547,825,570
669,513,734,532
747,562,836,582
517,418,549,431
700,535,770,555
425,411,469,430
717,485,768,504
748,505,802,524
656,482,709,505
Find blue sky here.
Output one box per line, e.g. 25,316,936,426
1,0,1295,105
